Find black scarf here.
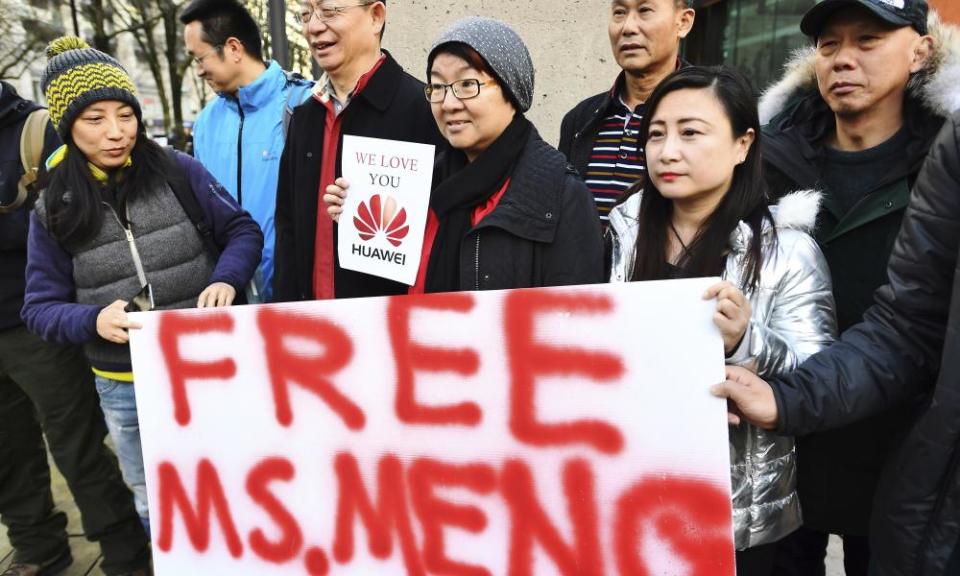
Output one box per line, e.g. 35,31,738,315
424,114,533,293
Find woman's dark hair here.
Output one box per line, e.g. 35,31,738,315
428,43,494,77
626,65,774,292
43,127,176,249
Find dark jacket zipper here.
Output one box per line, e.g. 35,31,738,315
236,103,245,207
474,233,481,290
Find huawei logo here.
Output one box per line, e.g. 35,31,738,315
354,194,409,247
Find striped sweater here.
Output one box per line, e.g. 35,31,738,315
583,99,646,223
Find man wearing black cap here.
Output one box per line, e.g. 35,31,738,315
758,0,960,573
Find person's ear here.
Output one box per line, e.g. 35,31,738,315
677,7,696,39
370,1,386,38
909,34,933,74
225,37,244,63
736,128,756,164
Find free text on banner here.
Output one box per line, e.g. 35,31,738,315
128,279,735,575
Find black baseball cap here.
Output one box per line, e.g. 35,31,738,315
800,0,929,38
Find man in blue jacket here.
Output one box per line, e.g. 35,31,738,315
181,0,312,302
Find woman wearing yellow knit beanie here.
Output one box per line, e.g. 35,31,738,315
41,36,142,141
21,36,263,553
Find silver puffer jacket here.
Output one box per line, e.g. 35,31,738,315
609,190,838,550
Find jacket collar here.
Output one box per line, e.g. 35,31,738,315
0,81,39,130
578,71,628,124
599,58,690,117
729,190,822,254
310,51,403,115
759,12,960,193
352,50,404,114
232,60,285,112
575,58,690,142
760,10,960,125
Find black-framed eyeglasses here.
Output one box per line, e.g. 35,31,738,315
424,79,488,103
299,1,375,25
192,45,223,67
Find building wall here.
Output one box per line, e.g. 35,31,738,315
931,0,960,24
384,1,620,146
384,0,960,145
18,0,952,143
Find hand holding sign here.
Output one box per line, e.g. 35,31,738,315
338,136,436,285
324,178,349,223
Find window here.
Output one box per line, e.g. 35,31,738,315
686,0,815,92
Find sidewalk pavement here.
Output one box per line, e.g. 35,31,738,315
0,450,105,576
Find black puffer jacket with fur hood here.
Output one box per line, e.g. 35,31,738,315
759,10,960,538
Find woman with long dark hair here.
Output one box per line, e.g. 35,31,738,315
325,17,603,292
609,66,837,574
21,37,263,531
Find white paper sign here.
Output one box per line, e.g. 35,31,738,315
338,135,435,285
129,279,735,576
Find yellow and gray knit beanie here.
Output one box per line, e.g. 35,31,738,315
41,36,141,139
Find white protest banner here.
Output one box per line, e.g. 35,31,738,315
129,279,735,575
338,135,435,285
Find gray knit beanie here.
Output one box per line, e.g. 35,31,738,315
428,17,534,113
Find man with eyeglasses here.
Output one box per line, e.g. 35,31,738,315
273,0,443,302
558,0,694,226
180,0,312,303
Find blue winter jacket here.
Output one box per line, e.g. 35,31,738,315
192,61,312,302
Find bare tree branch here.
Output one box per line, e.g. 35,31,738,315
0,3,60,81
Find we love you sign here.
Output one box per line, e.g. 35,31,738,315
338,136,435,285
129,279,735,575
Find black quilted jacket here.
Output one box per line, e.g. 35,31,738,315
450,129,604,291
771,111,960,575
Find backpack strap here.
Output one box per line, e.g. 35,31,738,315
163,147,221,259
20,108,48,181
282,70,312,138
3,108,49,213
164,147,255,304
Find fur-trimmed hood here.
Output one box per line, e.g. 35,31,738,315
759,10,960,124
732,190,821,254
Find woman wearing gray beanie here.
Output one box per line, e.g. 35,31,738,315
327,17,603,292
